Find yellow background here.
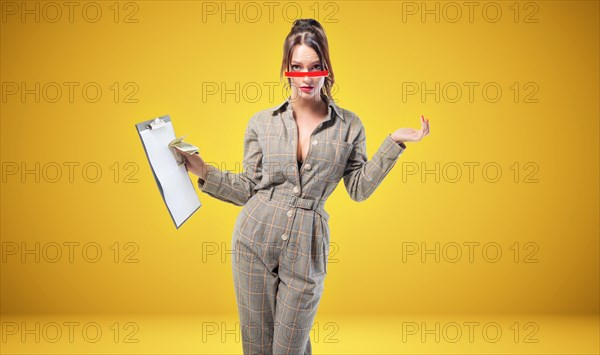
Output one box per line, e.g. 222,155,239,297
1,0,598,353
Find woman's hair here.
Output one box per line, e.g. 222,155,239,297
280,18,334,103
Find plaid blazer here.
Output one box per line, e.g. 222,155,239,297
197,95,407,220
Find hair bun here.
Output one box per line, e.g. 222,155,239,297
292,18,322,30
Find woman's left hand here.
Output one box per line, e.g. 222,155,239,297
391,115,431,144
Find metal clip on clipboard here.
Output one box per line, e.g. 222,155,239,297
148,117,168,130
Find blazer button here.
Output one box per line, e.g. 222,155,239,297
287,210,293,217
292,186,300,194
312,140,318,145
281,234,288,241
305,163,312,170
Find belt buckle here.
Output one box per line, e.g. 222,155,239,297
287,194,298,207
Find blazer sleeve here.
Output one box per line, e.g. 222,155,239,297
342,118,406,202
197,114,263,206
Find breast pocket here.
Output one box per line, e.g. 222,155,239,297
316,140,354,183
260,136,291,184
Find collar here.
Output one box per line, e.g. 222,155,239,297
271,95,344,121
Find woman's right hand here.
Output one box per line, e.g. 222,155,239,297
174,147,208,180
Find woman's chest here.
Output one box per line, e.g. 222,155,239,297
296,118,324,162
257,113,354,184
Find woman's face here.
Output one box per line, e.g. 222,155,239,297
288,44,325,104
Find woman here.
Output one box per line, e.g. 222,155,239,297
177,18,430,354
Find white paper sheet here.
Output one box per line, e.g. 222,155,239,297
138,118,201,228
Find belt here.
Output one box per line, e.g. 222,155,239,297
257,186,329,221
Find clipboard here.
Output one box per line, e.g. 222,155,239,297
135,115,201,229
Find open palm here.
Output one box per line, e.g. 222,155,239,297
391,115,431,143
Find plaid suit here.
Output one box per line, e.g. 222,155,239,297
198,96,406,354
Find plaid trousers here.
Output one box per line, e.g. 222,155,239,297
198,96,406,354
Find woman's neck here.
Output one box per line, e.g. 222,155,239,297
291,96,327,117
